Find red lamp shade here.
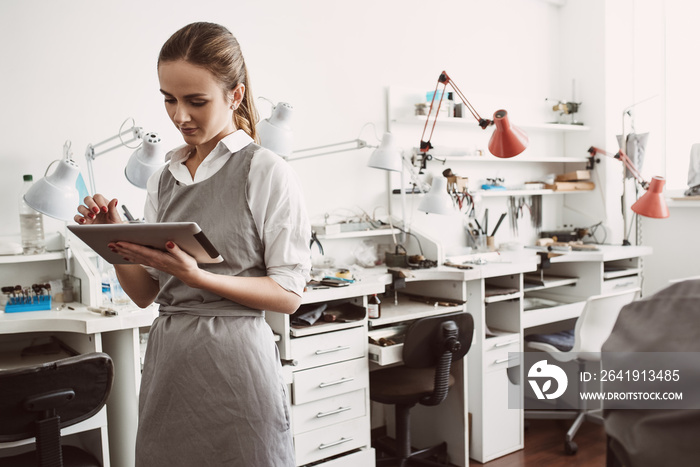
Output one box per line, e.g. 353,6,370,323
488,110,529,158
631,176,669,218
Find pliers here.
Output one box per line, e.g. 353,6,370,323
310,230,324,255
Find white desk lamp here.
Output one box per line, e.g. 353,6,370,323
418,175,456,215
257,101,401,167
24,142,82,222
257,100,405,218
85,118,165,195
256,102,293,159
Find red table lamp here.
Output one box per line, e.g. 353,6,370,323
420,71,528,159
588,146,669,220
630,176,669,218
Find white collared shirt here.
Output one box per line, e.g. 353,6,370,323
144,130,311,296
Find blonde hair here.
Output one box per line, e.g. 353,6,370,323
158,22,259,142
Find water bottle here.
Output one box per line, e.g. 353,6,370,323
19,174,46,255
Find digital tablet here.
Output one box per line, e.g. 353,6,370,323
67,222,224,264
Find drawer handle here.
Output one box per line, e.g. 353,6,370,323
315,345,351,355
494,357,512,364
493,339,519,348
316,406,352,418
318,377,355,388
319,437,354,450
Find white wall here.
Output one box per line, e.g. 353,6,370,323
0,0,565,240
2,0,687,296
665,0,700,192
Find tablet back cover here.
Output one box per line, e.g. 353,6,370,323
67,222,223,264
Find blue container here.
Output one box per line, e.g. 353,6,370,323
5,296,52,313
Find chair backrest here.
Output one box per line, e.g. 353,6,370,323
402,311,474,368
401,311,474,407
0,352,114,443
572,288,640,358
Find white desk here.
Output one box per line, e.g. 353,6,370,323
362,245,650,464
0,304,157,467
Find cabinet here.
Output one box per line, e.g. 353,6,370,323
467,269,529,463
265,281,383,467
465,245,650,462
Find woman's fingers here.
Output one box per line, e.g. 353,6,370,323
77,195,122,224
109,241,199,280
106,198,122,223
92,193,111,213
82,195,98,214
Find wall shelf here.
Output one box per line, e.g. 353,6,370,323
392,116,590,132
393,189,594,199
316,228,401,240
431,155,590,163
476,189,593,197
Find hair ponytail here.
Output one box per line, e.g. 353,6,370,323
233,67,259,143
159,22,260,142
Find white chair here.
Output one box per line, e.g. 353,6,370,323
669,275,700,284
524,288,640,455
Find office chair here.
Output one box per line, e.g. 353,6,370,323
370,311,474,466
524,288,640,455
0,352,114,467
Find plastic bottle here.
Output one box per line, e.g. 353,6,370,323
19,174,46,255
368,294,381,319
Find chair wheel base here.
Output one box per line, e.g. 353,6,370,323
565,440,578,455
374,436,451,466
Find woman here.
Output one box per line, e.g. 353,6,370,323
75,22,310,466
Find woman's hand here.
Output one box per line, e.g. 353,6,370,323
75,194,122,225
108,240,203,288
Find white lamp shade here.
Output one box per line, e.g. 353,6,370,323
125,132,166,189
257,102,293,158
24,157,81,221
368,132,402,172
418,176,455,215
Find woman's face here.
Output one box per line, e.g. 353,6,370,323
158,59,242,152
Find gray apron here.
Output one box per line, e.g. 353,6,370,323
135,143,295,466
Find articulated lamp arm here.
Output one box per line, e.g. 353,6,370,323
587,146,648,189
587,146,668,220
419,71,528,159
419,71,491,154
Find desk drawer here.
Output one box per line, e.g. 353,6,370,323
294,416,370,466
292,388,367,435
290,326,365,371
483,333,520,372
293,357,368,405
305,447,375,467
367,325,407,366
602,275,640,293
